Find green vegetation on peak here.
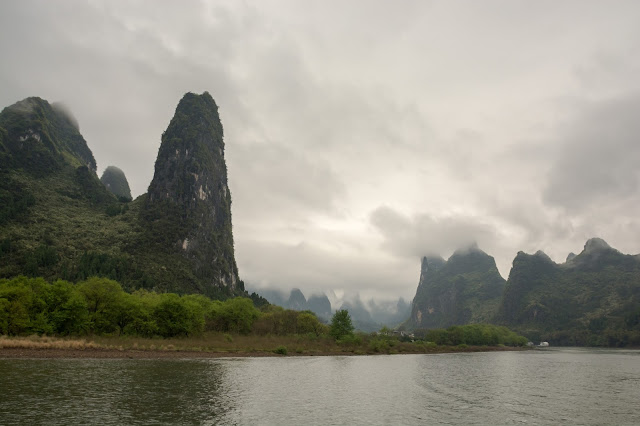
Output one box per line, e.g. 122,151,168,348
497,240,640,346
0,97,96,175
100,166,132,201
407,246,505,330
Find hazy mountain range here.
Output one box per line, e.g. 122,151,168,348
250,286,410,331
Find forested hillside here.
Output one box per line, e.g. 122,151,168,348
0,93,247,299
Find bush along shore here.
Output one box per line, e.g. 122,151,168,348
0,276,529,358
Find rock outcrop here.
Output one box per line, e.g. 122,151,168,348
100,166,132,200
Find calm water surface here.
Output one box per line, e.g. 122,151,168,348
0,348,638,425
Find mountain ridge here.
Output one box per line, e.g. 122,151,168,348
0,92,246,299
406,238,640,346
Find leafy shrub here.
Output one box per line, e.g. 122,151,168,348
337,334,362,345
273,345,287,355
251,308,327,336
368,338,390,353
105,204,121,217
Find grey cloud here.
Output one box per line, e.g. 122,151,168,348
543,94,640,211
370,206,497,259
228,142,346,221
236,238,417,302
0,1,252,197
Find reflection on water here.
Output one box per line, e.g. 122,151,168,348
1,348,639,425
0,359,232,425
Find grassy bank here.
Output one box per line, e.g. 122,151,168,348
0,333,525,358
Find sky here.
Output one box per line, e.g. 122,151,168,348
2,1,640,303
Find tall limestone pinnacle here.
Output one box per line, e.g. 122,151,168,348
145,92,240,292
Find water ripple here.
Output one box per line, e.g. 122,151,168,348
1,349,639,425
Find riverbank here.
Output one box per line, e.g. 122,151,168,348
0,335,525,359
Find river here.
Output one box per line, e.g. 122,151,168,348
0,348,638,425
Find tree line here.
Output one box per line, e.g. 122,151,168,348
0,276,529,350
414,324,529,347
0,276,328,338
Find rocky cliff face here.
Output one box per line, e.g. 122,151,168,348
408,245,506,329
144,92,240,292
100,166,132,200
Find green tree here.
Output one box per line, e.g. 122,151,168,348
153,293,192,337
215,297,260,334
76,277,126,334
122,289,158,337
0,276,50,335
0,298,9,334
45,279,88,335
330,309,354,340
297,311,327,336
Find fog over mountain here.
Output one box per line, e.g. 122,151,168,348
3,1,640,302
247,284,410,329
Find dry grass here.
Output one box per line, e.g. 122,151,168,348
87,333,347,355
0,334,524,356
0,333,359,354
0,335,103,350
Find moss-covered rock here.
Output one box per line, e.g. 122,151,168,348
100,166,132,201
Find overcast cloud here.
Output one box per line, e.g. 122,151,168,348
2,1,640,302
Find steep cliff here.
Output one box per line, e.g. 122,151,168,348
143,92,240,292
407,246,505,329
